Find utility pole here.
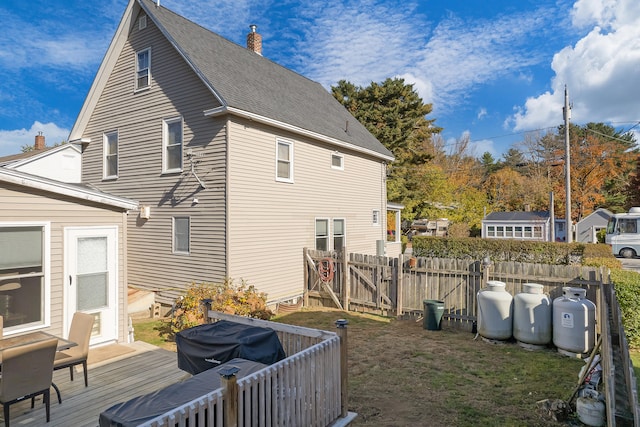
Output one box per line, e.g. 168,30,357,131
563,85,572,243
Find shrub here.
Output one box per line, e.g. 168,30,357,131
611,269,640,349
411,236,585,265
171,278,273,333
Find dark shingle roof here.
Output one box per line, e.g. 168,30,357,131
484,211,550,221
139,0,392,160
0,147,55,166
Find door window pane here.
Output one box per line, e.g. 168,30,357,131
77,237,108,310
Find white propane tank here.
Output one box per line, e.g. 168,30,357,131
553,287,596,356
513,283,551,349
576,389,606,426
477,280,513,340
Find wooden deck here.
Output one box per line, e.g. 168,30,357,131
8,341,186,427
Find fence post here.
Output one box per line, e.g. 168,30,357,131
201,298,212,323
219,365,240,427
342,249,350,310
303,248,309,307
397,254,404,317
335,319,349,418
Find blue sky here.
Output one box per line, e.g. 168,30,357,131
1,0,639,158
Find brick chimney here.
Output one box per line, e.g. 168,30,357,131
246,24,262,56
34,132,45,150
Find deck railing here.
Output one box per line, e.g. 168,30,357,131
140,311,346,427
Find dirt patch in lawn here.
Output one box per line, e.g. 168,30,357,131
135,309,586,426
275,309,585,427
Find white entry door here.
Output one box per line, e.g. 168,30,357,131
64,227,118,345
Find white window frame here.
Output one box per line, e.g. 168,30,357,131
276,139,294,183
103,130,118,179
315,218,329,251
135,48,151,91
331,152,344,170
0,222,51,334
163,116,183,173
372,210,381,226
172,217,190,254
333,218,346,251
139,15,147,30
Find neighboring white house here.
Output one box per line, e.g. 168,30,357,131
0,134,82,184
481,211,553,241
68,0,394,306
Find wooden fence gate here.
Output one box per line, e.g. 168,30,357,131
303,247,639,426
303,248,605,329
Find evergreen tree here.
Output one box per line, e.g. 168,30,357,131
332,78,442,221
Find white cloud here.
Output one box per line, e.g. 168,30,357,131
477,108,488,120
0,122,69,156
0,6,112,72
292,1,422,89
468,138,496,158
512,0,640,132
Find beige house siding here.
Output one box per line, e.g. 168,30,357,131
227,119,386,302
0,183,129,342
79,11,227,302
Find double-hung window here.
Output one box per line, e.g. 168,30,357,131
0,224,48,330
315,218,346,251
173,217,190,254
315,219,329,251
136,48,150,90
333,219,345,251
103,131,118,179
163,117,183,173
276,140,293,182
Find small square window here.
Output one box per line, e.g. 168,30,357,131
331,153,344,170
173,217,190,254
372,210,380,226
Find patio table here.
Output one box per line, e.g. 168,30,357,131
0,330,76,352
0,330,77,403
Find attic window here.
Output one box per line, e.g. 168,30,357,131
139,15,147,30
136,48,151,90
331,153,344,170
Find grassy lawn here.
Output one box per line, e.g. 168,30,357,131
134,309,593,426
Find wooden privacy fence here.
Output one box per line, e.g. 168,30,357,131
304,248,639,426
304,248,606,328
599,283,639,426
140,311,350,427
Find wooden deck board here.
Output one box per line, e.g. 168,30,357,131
7,342,186,427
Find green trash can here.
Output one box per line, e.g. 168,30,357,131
423,299,445,330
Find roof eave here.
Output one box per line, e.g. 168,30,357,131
0,169,139,211
204,106,394,162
